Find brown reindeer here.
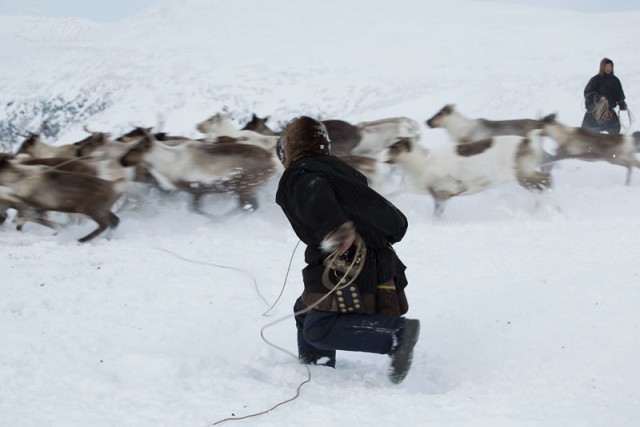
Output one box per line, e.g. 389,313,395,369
241,114,281,136
0,154,120,242
541,114,640,185
15,133,78,158
116,127,191,143
2,155,100,230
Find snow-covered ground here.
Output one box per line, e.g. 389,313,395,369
2,1,640,426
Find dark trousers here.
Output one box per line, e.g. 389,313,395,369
293,298,406,367
581,111,621,135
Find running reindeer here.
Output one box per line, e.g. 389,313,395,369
0,153,120,242
540,113,640,186
425,104,545,143
231,112,421,157
119,132,278,214
383,133,552,217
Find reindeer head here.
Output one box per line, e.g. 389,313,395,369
119,133,153,167
0,153,22,183
241,114,278,135
0,153,14,168
383,138,413,164
75,132,111,157
426,104,455,128
116,127,153,142
14,133,41,156
196,113,235,134
541,114,557,125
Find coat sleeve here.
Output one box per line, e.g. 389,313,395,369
386,206,408,245
281,171,351,248
615,77,626,108
583,76,600,109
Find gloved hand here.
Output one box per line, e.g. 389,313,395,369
619,100,628,111
321,221,356,254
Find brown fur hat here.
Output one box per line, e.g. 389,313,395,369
599,57,614,75
277,116,331,167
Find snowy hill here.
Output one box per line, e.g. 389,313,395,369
2,1,640,426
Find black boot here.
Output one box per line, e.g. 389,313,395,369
388,318,420,384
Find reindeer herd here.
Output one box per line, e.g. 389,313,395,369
1,105,640,242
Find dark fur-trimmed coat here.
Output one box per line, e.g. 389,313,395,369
584,73,626,112
276,154,409,315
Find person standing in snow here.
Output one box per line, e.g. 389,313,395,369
275,116,420,384
581,57,627,134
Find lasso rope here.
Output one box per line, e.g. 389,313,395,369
212,235,366,426
154,247,270,307
261,239,301,317
621,108,636,132
592,97,612,124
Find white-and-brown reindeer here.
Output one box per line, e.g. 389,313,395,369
353,116,421,156
0,154,120,242
241,114,368,157
211,112,420,158
241,115,370,157
425,105,544,144
196,113,279,151
116,126,192,143
540,114,640,186
119,133,278,214
298,116,421,157
15,132,79,158
336,155,390,192
383,135,552,217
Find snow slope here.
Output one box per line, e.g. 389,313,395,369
2,1,640,426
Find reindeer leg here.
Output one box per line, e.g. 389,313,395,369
627,159,640,186
76,209,120,243
430,188,452,219
78,216,108,243
16,216,58,231
540,153,566,173
238,192,259,212
190,192,203,212
433,200,445,219
431,194,447,219
107,211,120,229
188,192,225,221
14,209,58,232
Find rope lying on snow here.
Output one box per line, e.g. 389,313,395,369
212,237,366,425
153,247,270,307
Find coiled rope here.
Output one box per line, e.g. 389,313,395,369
592,97,612,124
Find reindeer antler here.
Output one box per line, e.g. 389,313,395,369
9,124,28,138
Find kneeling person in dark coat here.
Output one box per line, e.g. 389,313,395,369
275,116,420,384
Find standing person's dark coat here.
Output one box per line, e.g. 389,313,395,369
275,116,420,384
581,57,627,134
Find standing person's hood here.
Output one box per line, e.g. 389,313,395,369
277,116,331,168
599,57,614,76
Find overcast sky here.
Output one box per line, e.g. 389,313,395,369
0,0,638,22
